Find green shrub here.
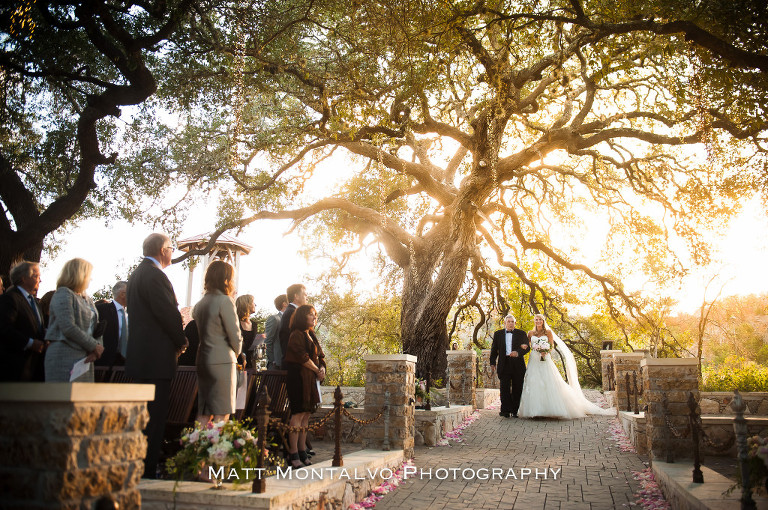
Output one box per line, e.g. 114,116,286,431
702,356,768,392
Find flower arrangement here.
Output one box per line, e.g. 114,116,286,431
531,336,551,361
414,378,440,403
165,419,284,486
745,435,768,493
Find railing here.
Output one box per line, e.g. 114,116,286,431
251,385,388,493
623,368,644,414
661,391,736,483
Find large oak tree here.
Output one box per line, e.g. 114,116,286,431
6,0,767,375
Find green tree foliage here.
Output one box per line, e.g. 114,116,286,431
0,0,200,273
312,288,401,387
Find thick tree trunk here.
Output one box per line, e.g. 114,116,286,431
401,210,475,378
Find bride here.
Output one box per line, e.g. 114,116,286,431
518,314,614,419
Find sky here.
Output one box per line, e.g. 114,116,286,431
37,193,768,317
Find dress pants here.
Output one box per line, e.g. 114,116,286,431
137,378,171,478
499,371,525,415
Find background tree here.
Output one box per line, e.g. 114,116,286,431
136,0,768,376
0,0,195,274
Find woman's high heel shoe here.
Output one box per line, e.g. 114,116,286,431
298,450,312,466
289,452,305,469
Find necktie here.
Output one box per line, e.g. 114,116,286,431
28,295,42,330
118,308,128,358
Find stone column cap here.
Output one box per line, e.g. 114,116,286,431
364,354,417,363
600,349,623,354
640,358,698,367
613,352,647,358
446,350,476,355
0,382,155,402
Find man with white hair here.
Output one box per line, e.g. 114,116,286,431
489,314,530,418
95,281,129,371
0,261,47,381
126,233,187,478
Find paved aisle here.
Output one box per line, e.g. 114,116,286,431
375,409,648,509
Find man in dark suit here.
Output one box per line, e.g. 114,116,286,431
279,283,306,365
126,233,187,479
265,294,287,369
95,281,128,373
0,261,47,381
490,314,530,418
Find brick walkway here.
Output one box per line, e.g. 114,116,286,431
373,408,649,509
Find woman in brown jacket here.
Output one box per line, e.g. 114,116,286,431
283,304,325,468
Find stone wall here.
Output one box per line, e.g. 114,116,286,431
319,386,365,407
0,382,153,510
641,358,700,461
699,391,768,416
361,354,416,458
446,350,476,408
480,349,499,389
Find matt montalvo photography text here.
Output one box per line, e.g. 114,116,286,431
208,465,562,482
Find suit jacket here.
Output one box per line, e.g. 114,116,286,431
95,301,124,368
0,286,46,381
192,290,242,366
264,312,282,366
489,328,530,377
279,304,297,365
125,258,186,380
45,287,101,351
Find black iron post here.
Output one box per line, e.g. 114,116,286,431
252,386,271,493
333,385,343,467
625,373,632,412
688,392,704,483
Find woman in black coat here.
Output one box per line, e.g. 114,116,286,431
283,304,325,468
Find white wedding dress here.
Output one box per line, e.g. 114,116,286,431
518,333,614,419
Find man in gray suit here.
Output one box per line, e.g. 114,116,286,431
126,233,187,479
264,294,287,369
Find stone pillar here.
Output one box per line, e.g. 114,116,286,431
613,352,646,412
600,349,622,392
446,350,477,409
641,358,700,461
480,349,498,389
0,382,153,510
362,354,416,458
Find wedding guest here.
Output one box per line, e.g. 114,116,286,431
39,290,55,327
193,260,243,424
178,319,199,366
284,304,325,468
265,294,287,369
45,258,104,382
0,261,47,381
126,233,187,479
279,284,307,365
95,281,128,370
235,294,256,364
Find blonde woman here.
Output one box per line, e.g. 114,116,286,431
45,258,104,382
193,260,243,424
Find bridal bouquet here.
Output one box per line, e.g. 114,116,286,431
531,336,551,361
166,419,284,485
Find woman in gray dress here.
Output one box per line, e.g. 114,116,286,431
193,260,243,424
45,258,104,382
